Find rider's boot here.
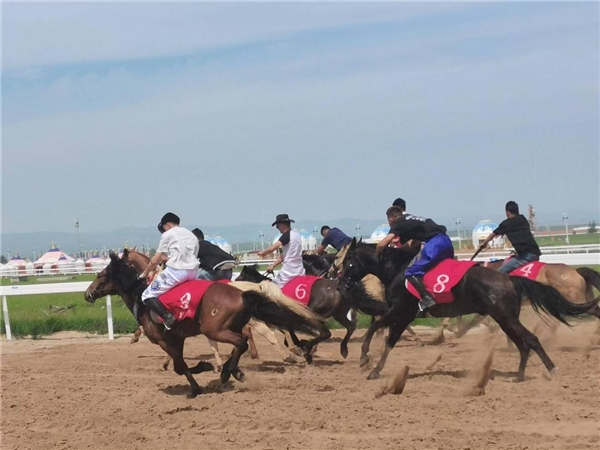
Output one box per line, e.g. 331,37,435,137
407,276,437,311
144,297,176,330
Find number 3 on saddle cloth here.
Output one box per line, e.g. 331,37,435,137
405,259,478,304
281,276,320,306
156,280,231,322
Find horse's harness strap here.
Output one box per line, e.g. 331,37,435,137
133,301,142,325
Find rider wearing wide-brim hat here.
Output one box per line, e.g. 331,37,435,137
257,214,306,288
138,212,199,329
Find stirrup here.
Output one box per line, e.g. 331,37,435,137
419,297,436,311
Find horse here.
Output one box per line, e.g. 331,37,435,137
85,250,329,397
235,264,390,359
302,253,336,277
453,259,600,337
339,239,597,381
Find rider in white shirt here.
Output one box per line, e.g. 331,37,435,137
257,214,306,288
139,212,199,329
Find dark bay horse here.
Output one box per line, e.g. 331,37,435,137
302,253,336,278
85,250,328,397
236,264,390,359
339,239,597,381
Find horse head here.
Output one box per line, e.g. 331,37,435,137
338,238,369,291
84,250,142,303
237,264,269,283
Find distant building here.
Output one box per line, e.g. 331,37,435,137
206,236,233,254
472,220,505,248
369,224,390,243
272,229,317,251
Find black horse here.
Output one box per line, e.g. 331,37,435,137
339,239,596,381
302,253,336,277
236,264,389,359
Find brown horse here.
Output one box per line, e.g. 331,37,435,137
85,250,328,397
454,260,600,337
236,264,390,359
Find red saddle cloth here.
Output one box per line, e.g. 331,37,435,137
158,280,219,321
406,259,477,304
281,276,320,306
508,260,545,281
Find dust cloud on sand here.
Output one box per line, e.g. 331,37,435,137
2,322,599,450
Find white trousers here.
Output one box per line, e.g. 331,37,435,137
274,267,306,288
141,266,198,301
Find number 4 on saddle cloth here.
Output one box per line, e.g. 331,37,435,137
281,276,320,306
156,280,231,322
508,259,545,280
405,259,477,304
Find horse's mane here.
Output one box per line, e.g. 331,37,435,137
107,252,145,295
302,254,331,272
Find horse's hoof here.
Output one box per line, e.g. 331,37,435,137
513,376,525,383
130,337,139,344
220,371,231,384
304,353,314,365
232,370,246,382
195,362,214,373
290,346,304,357
161,365,169,371
341,347,349,359
187,389,200,399
367,370,380,380
359,355,370,367
284,355,297,364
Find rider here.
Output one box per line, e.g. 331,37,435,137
191,228,237,281
375,205,454,311
257,214,305,288
316,225,352,255
477,201,541,273
138,213,199,329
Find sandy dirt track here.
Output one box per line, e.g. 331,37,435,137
2,318,599,450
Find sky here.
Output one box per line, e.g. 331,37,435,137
2,1,599,235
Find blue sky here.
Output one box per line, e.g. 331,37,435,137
2,2,599,234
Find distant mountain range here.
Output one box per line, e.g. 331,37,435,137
2,211,597,258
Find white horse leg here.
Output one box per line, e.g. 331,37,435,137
282,330,304,357
249,319,297,363
207,337,223,371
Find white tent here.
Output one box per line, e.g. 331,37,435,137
7,254,27,266
35,244,75,265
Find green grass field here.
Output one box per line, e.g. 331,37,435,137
534,233,600,247
2,265,598,338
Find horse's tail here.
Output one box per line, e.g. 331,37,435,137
576,267,600,293
510,276,598,326
242,288,329,337
342,283,389,317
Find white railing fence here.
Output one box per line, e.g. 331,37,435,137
1,251,598,341
0,259,279,278
0,269,280,341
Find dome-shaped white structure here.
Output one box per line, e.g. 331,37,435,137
370,224,390,243
472,220,505,248
206,236,233,254
25,261,35,276
273,230,316,251
299,230,317,251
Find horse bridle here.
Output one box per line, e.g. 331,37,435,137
339,255,367,291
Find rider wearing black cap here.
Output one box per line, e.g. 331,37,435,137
138,212,199,329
